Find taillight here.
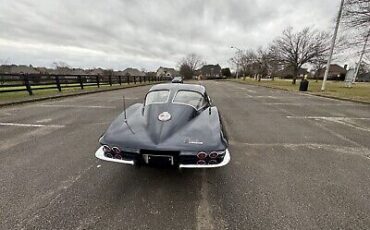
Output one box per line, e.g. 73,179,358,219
113,154,123,160
103,145,111,153
197,160,206,165
209,151,218,159
197,152,207,159
208,159,218,164
112,147,121,154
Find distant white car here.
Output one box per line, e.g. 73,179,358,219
171,76,183,83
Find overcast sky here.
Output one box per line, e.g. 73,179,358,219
0,0,341,71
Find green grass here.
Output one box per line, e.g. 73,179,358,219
0,82,157,104
229,78,370,103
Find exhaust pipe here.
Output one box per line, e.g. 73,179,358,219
114,154,123,160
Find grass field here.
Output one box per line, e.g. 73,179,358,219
0,82,155,104
229,78,370,103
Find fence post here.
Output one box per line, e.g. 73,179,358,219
109,73,113,86
78,76,84,89
96,75,100,88
119,76,122,85
24,74,33,95
55,75,61,92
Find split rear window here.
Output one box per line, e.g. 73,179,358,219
173,90,206,110
145,90,170,105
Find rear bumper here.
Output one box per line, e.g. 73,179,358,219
95,147,230,168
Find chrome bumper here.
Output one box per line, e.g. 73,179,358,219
95,146,230,168
95,146,135,165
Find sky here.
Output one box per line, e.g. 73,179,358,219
0,0,341,71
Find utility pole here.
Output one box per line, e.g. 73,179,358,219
321,0,344,91
231,46,242,79
353,30,370,83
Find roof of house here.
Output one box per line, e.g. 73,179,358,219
121,68,145,76
322,64,347,74
0,65,40,74
277,66,309,76
88,68,105,75
199,64,221,73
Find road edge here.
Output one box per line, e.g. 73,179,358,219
225,79,370,105
0,82,160,108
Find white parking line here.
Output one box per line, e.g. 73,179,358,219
37,104,116,109
36,118,53,123
286,116,370,120
286,116,370,132
266,103,367,106
0,122,64,128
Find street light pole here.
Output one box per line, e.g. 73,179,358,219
321,0,344,91
231,46,242,79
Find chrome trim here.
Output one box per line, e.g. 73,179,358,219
179,149,231,169
95,146,135,165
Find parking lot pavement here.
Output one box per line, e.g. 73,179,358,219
0,81,369,229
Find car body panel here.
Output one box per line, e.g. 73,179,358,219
96,83,230,168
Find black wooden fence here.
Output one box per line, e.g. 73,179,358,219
0,73,161,95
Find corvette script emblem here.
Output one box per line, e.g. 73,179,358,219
158,112,171,121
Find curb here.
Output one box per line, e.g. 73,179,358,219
226,79,370,105
0,82,160,108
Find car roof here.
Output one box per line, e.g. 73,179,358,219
149,83,206,95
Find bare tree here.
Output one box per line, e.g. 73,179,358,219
254,47,272,81
178,53,205,79
230,49,256,78
52,61,70,69
269,27,331,84
342,0,370,58
343,0,370,30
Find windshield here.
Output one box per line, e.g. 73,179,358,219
173,90,207,110
145,90,170,105
173,77,182,80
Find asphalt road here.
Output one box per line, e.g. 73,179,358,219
1,80,369,230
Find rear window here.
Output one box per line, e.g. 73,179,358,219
145,90,170,105
173,90,206,110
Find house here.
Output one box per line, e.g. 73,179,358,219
0,65,40,74
0,65,12,74
197,64,222,80
318,64,347,80
276,66,309,79
156,67,177,79
88,68,105,76
146,72,157,78
357,72,370,82
121,68,145,77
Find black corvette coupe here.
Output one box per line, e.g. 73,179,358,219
95,83,230,168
